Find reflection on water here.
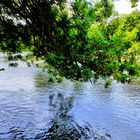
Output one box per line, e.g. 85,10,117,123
3,93,103,140
0,54,140,140
35,93,109,140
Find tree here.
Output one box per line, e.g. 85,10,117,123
0,0,140,84
87,10,140,84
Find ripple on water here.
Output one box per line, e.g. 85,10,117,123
0,55,140,139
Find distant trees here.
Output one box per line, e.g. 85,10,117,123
0,0,140,84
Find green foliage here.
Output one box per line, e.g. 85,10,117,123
95,0,114,21
130,0,139,7
0,0,140,85
105,79,112,88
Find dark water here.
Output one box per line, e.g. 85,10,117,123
0,54,140,140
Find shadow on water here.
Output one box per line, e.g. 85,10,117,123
7,92,111,140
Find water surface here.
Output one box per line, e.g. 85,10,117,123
0,54,140,140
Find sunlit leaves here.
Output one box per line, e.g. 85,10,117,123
0,0,140,85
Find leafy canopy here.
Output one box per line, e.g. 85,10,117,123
0,0,140,84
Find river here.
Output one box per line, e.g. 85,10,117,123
0,54,140,140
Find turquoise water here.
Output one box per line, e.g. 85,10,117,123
0,54,140,140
